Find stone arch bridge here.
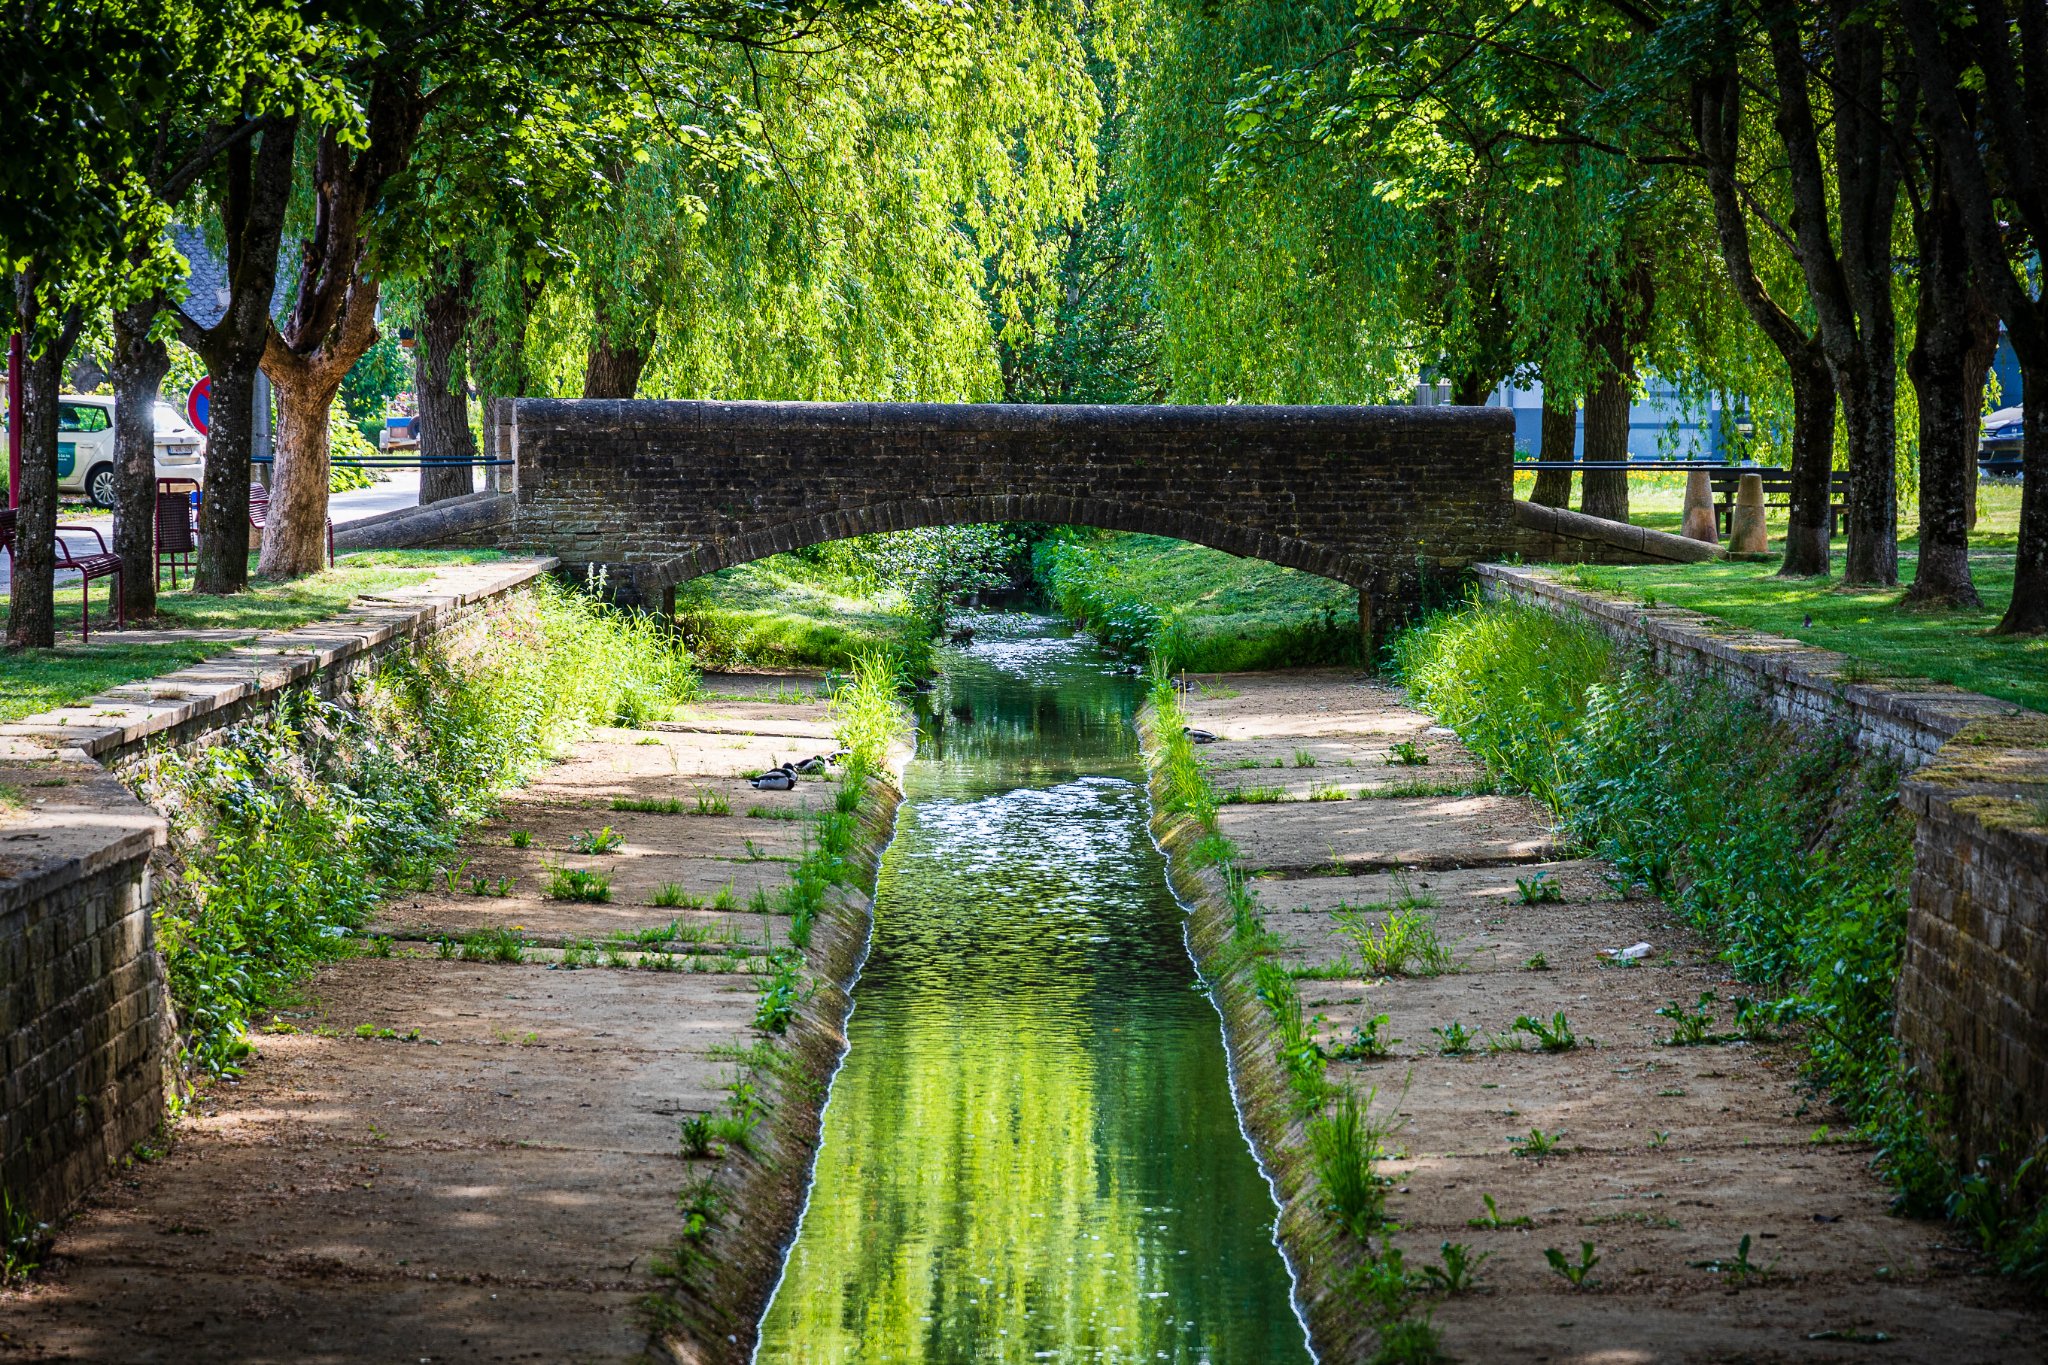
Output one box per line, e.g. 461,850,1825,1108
371,398,1716,636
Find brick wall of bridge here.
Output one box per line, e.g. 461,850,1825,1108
498,400,1517,614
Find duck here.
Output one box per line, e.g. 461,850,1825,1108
1183,727,1221,744
791,754,830,775
948,626,976,645
749,765,798,791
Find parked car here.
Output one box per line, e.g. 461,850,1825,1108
1979,404,2024,479
9,395,208,508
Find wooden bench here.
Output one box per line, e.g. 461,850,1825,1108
1710,470,1849,537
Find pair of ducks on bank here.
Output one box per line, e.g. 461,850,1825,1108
749,750,849,791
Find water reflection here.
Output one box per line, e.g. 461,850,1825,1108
755,614,1310,1364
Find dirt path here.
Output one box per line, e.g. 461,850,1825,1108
1173,669,2039,1364
0,674,865,1364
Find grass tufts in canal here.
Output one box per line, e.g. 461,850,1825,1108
1392,591,2048,1288
138,576,698,1079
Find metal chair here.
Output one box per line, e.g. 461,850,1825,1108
53,523,124,641
156,478,200,588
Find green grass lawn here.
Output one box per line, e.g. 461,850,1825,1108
673,555,916,671
1557,553,2044,712
0,549,508,723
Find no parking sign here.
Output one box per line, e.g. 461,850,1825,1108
186,376,210,433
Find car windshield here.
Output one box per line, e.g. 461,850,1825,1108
154,402,195,435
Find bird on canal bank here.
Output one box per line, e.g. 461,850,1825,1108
1183,727,1220,744
750,765,799,791
791,749,848,775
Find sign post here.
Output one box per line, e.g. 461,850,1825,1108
186,376,211,434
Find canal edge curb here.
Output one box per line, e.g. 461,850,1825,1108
649,764,907,1365
1135,704,1375,1365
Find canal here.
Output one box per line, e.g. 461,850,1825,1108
755,614,1312,1363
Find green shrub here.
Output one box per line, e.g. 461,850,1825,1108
140,576,696,1077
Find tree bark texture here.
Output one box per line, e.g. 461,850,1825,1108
582,330,650,399
1900,0,2048,632
1529,396,1577,508
1580,369,1631,523
1691,65,1836,578
1768,5,1902,586
1904,156,1999,609
178,115,297,595
1780,353,1838,577
111,294,170,619
416,268,476,505
8,273,65,648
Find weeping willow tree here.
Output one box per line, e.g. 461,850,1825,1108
524,0,1108,403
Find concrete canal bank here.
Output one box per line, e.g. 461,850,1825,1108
1143,668,2037,1364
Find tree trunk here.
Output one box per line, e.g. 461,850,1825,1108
111,294,169,620
8,272,61,648
1840,361,1899,586
1580,369,1631,522
1778,347,1837,577
1529,394,1576,507
582,332,649,399
1903,167,1997,609
2001,360,2048,634
259,348,354,580
181,114,297,596
416,269,476,505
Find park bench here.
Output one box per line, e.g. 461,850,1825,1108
1710,469,1848,537
156,478,200,588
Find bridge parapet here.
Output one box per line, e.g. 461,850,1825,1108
496,399,1515,624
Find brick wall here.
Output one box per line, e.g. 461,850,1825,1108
499,399,1517,617
0,769,165,1225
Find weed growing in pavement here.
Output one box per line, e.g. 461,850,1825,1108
1510,1128,1566,1160
1467,1194,1534,1230
508,829,532,848
1544,1242,1601,1288
754,953,808,1034
1293,749,1318,768
1431,1022,1476,1055
1658,992,1721,1046
2,1189,50,1284
1220,785,1287,804
559,938,595,968
651,882,692,909
694,788,731,816
1688,1234,1774,1284
1255,960,1336,1111
571,825,624,854
710,883,739,911
1513,1011,1579,1052
1514,871,1564,904
1309,1086,1391,1235
1329,1014,1400,1060
1385,740,1429,767
545,864,612,903
367,935,394,958
1649,1129,1673,1148
1334,908,1455,977
1308,781,1350,801
747,805,802,820
1522,952,1549,971
613,796,684,815
1287,955,1361,981
1419,1241,1491,1295
459,927,525,963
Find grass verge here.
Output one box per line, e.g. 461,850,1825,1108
1037,530,1359,672
1392,593,2047,1288
0,549,511,723
1545,556,2043,713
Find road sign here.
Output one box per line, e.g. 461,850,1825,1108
187,376,211,434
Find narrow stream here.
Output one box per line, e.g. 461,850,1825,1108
755,614,1311,1363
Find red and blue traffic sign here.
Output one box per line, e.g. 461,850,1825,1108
186,376,210,434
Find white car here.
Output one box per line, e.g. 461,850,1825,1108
47,395,207,508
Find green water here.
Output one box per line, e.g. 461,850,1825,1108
754,614,1311,1364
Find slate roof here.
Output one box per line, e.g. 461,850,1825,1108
172,224,293,328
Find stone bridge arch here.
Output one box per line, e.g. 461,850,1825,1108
492,398,1516,638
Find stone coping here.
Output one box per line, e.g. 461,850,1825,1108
1474,562,2033,767
0,560,556,770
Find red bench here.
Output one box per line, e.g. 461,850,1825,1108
0,508,124,640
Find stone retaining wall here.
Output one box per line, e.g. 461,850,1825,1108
0,560,556,1229
1475,562,2048,1179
